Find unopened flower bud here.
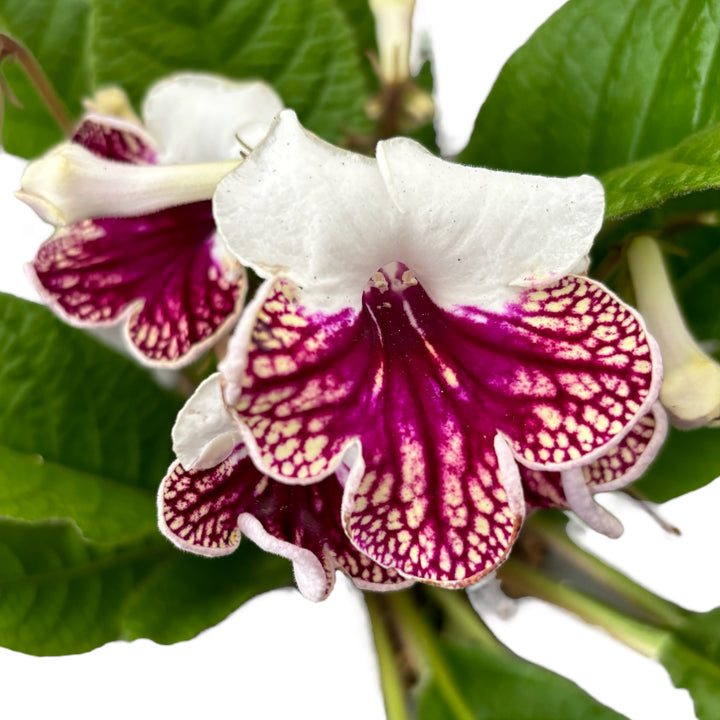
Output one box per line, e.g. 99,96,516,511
627,235,720,429
369,0,416,85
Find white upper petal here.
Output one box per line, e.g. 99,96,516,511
143,73,284,164
214,110,605,313
172,373,241,470
214,110,402,312
376,138,605,310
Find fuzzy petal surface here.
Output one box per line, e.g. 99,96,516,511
172,373,241,470
143,73,283,164
159,445,411,601
72,116,158,164
214,111,604,314
221,264,657,584
522,403,668,510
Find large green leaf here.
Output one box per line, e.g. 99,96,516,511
0,294,297,653
121,541,293,644
602,123,720,221
0,516,293,655
90,0,372,143
0,293,182,498
0,519,163,655
0,445,156,544
418,638,627,720
636,427,720,502
660,607,720,720
461,0,720,178
0,0,91,157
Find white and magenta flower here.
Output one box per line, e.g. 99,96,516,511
159,374,413,601
164,110,662,590
18,74,283,367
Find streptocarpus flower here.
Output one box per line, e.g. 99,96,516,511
19,74,283,367
212,111,662,588
159,374,413,601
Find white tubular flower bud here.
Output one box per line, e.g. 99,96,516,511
369,0,416,84
627,235,720,429
17,143,241,226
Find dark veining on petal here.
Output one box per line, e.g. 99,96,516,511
160,446,407,598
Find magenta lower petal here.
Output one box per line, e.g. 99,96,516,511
31,201,244,366
159,445,411,601
226,264,658,586
73,117,157,164
522,404,667,510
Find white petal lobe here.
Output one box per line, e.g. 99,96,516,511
214,110,401,312
376,137,605,310
143,73,283,163
172,373,241,470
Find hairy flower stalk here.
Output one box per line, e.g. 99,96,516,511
627,235,720,429
18,73,283,366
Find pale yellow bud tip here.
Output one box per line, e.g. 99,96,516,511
627,235,720,429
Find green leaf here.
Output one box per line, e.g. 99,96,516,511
0,294,296,653
602,124,720,221
122,541,293,644
0,293,182,542
668,226,720,348
0,515,294,654
0,518,164,655
636,426,720,502
660,607,720,720
461,0,720,178
90,0,372,143
0,0,91,157
418,638,628,720
0,445,156,544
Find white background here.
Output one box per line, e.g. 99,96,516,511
1,2,719,718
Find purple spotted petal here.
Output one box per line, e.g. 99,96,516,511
30,201,245,366
223,264,659,586
159,445,411,601
72,117,158,164
522,404,668,509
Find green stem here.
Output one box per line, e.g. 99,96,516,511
365,594,412,720
387,591,476,720
530,513,685,628
0,33,74,136
424,587,508,656
500,560,668,659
